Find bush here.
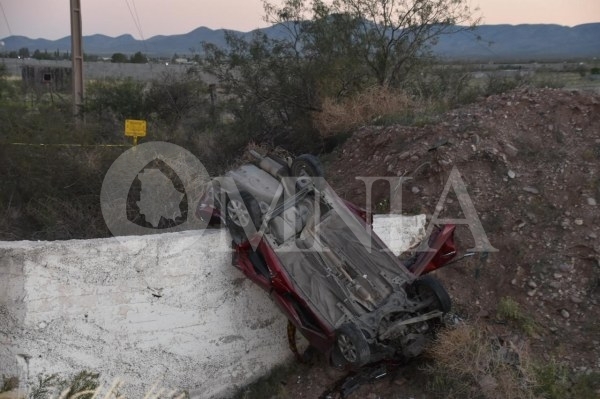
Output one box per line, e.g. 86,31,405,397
532,360,570,399
404,64,479,105
0,63,18,101
484,72,528,96
425,324,536,398
496,297,539,336
202,31,323,154
0,144,117,240
29,371,99,399
313,86,412,137
427,323,599,399
85,78,149,130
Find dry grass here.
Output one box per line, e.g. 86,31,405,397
1,377,19,393
313,86,413,137
425,324,536,399
425,323,600,398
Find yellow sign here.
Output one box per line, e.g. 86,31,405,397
125,119,147,137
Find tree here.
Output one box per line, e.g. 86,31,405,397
201,0,479,151
32,49,53,60
130,51,148,64
111,53,128,63
202,31,322,150
264,0,480,87
18,47,30,58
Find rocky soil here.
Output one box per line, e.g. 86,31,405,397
275,88,600,398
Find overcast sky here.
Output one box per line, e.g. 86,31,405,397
0,0,599,40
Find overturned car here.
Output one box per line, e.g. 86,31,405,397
197,151,458,368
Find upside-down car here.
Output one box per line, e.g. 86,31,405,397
196,151,458,368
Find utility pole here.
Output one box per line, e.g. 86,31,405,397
70,0,84,122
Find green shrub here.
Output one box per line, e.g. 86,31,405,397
532,360,570,399
497,297,539,336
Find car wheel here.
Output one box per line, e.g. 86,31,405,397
413,275,451,313
291,154,323,177
334,324,371,368
291,154,324,189
226,191,261,244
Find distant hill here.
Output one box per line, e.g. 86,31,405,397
1,23,599,61
433,23,600,60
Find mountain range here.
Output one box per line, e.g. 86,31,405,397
1,23,599,61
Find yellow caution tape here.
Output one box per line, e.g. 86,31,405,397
4,142,131,148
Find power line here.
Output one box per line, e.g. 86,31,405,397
0,0,13,37
130,0,144,41
123,0,141,36
123,0,144,41
122,0,148,54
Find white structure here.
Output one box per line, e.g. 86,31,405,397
0,215,425,398
0,229,290,398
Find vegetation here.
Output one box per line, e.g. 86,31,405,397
28,371,99,399
1,47,100,61
0,66,222,240
2,371,190,399
201,0,479,149
1,0,599,241
110,51,149,63
1,3,599,397
1,30,600,399
1,375,19,393
496,296,539,336
424,323,600,399
0,46,150,63
0,63,16,100
263,0,479,87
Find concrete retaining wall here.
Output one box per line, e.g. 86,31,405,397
0,229,290,398
0,215,425,398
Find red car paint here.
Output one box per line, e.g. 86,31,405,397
228,203,457,358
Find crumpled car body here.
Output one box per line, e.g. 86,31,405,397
197,152,457,367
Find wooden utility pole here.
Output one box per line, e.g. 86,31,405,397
70,0,84,121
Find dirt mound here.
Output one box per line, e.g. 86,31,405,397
237,88,600,398
326,87,600,370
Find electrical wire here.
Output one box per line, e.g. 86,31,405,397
0,0,13,37
125,1,144,39
122,0,149,56
123,0,143,40
130,0,144,41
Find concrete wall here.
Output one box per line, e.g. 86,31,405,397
0,229,290,398
0,215,425,398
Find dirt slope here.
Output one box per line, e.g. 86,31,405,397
274,88,600,398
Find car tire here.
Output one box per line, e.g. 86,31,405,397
413,275,451,313
225,191,261,245
291,154,324,190
334,324,371,368
291,154,324,177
